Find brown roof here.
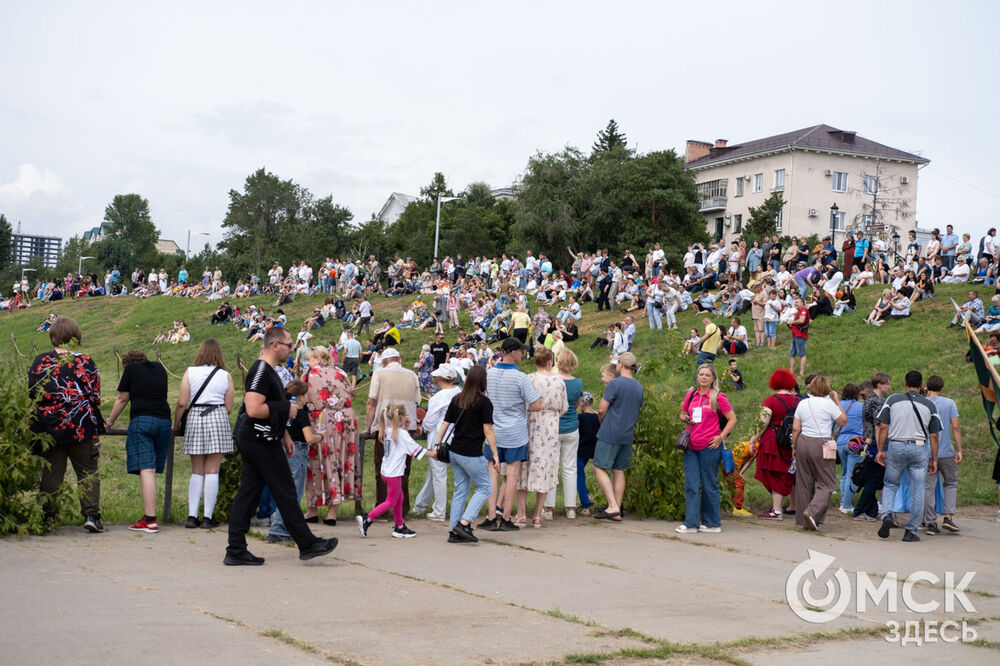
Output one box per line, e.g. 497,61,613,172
685,124,929,169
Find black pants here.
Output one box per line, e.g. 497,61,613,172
596,290,610,311
357,316,372,336
375,438,412,516
228,437,318,555
853,458,885,518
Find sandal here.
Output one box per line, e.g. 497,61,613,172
580,508,591,517
532,517,542,529
594,509,622,521
514,515,527,527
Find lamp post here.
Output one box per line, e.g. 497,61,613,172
891,229,901,261
433,194,463,260
187,230,210,258
79,255,95,276
829,203,840,261
21,267,36,282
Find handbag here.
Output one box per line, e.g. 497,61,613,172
675,390,694,451
178,366,221,436
721,446,735,474
806,398,838,460
435,407,466,464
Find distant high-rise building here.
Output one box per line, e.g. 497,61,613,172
12,233,62,269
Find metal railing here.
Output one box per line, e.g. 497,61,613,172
104,427,177,521
698,195,727,212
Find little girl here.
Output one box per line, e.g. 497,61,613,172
576,392,600,517
357,403,428,539
682,328,700,354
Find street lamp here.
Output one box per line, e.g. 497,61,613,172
79,255,95,276
21,267,37,282
433,194,463,260
829,203,840,260
187,230,210,257
891,229,901,260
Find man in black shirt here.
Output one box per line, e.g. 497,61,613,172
430,333,450,369
596,268,612,312
226,326,338,565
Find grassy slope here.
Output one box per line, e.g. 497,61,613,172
3,281,997,523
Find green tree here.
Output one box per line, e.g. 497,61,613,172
303,195,353,259
346,216,389,261
0,214,12,272
742,192,786,245
419,172,454,202
463,181,495,209
103,194,159,268
592,118,628,154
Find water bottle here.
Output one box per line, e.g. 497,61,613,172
286,395,296,427
788,458,797,474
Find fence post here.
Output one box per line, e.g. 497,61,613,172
163,432,175,522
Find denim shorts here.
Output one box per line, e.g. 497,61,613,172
126,415,173,474
484,444,528,463
789,337,807,357
593,440,633,471
764,320,777,339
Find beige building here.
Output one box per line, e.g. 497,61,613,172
685,125,929,246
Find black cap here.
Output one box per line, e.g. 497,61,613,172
500,337,526,353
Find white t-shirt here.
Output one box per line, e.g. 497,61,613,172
823,271,844,296
652,248,665,263
423,386,460,447
727,325,747,341
186,365,230,406
380,429,427,477
794,396,842,438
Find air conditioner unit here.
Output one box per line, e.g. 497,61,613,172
724,218,732,227
808,208,818,217
900,176,910,184
824,169,833,176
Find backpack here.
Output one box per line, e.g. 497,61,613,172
772,394,799,449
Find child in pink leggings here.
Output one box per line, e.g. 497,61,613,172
357,403,428,539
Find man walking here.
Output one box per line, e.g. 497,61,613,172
922,375,962,535
227,326,338,565
365,347,421,515
593,352,644,521
853,372,891,521
480,337,541,531
876,370,942,542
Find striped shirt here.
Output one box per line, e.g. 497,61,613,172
486,362,540,448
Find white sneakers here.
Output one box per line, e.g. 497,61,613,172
675,524,721,534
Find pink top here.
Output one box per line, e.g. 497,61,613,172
682,389,733,450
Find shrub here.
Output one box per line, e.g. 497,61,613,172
0,360,78,536
622,353,732,520
215,449,242,522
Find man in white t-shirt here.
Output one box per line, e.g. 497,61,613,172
652,243,666,274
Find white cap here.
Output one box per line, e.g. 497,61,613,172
430,365,457,380
381,347,401,360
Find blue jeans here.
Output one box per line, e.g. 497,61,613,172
838,444,862,510
576,456,591,508
795,278,808,297
764,320,777,339
647,304,663,330
268,441,308,537
695,351,716,366
880,441,930,534
682,446,723,528
449,452,492,530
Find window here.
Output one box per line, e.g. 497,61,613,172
696,178,728,199
774,208,783,232
864,175,879,195
753,173,763,193
735,177,744,197
832,171,848,192
773,169,785,190
734,214,742,233
833,212,846,231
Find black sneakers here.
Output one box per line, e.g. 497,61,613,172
447,531,464,543
478,517,500,531
450,523,478,543
224,551,265,566
498,518,520,532
185,516,201,529
925,522,941,535
902,530,921,542
357,515,372,537
299,537,339,560
392,525,417,538
200,517,219,529
83,514,104,533
942,517,960,532
877,516,896,539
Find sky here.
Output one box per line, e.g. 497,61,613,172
2,0,999,253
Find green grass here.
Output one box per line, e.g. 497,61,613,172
4,281,998,525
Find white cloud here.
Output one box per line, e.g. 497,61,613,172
0,164,71,203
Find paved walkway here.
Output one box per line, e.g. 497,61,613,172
2,508,999,665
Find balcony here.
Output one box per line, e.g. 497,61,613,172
699,195,727,212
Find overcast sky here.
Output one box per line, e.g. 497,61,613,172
2,1,998,253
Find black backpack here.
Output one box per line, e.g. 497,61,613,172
773,394,799,449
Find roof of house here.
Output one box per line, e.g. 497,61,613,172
685,124,929,169
377,192,419,221
82,221,114,241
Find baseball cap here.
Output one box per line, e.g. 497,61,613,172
430,365,458,380
617,352,638,370
381,347,401,360
500,337,526,353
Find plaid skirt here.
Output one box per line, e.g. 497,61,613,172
181,406,234,455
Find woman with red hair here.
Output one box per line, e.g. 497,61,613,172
754,368,798,519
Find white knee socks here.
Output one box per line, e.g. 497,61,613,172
188,474,205,518
204,474,219,520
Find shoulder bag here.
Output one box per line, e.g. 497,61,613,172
675,390,695,451
806,398,839,460
178,367,221,436
434,407,466,464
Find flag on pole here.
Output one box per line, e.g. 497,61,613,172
967,321,1000,455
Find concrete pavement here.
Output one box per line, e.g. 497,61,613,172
1,507,999,665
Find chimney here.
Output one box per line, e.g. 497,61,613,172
714,139,728,149
684,140,713,163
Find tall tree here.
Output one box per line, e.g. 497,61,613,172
592,118,628,154
103,194,159,268
419,172,454,202
0,214,12,272
742,193,786,245
463,181,496,209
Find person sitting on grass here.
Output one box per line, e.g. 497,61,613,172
682,328,701,354
726,358,744,391
974,294,1000,333
864,289,894,325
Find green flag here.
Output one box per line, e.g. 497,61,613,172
967,321,1000,446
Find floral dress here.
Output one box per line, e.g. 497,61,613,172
519,371,568,492
304,364,361,509
416,351,434,393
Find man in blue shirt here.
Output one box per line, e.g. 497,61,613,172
593,352,644,521
940,225,959,270
922,375,962,535
853,233,870,271
178,266,189,285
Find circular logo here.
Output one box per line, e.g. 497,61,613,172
785,549,851,623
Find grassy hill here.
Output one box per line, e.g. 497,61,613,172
3,281,997,524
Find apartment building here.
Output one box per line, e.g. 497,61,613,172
685,124,929,244
12,233,62,268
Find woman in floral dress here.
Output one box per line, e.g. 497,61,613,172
516,346,568,528
414,344,435,394
302,347,361,525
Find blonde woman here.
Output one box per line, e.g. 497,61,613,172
676,364,736,534
543,348,584,519
174,339,235,529
516,347,568,527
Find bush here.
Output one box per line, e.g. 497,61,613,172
215,449,242,522
0,360,78,536
623,353,732,520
